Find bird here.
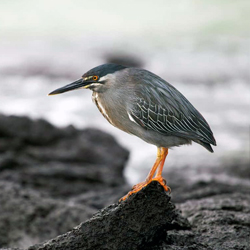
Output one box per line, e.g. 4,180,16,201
49,63,216,201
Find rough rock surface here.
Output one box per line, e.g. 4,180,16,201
0,181,95,248
28,182,190,250
0,114,129,200
0,114,250,250
0,114,129,248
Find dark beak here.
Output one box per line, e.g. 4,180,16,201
48,78,90,96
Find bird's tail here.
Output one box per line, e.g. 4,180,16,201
195,140,214,153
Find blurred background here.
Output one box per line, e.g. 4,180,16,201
0,0,249,184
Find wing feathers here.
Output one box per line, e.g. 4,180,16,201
129,96,216,146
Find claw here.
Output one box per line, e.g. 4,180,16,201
152,176,170,193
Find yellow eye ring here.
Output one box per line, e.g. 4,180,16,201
93,75,98,81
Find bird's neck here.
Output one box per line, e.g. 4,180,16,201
92,92,114,126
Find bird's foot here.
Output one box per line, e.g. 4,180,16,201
131,181,147,191
152,176,171,193
119,177,171,202
119,181,149,201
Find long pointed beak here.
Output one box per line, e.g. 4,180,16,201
48,78,90,96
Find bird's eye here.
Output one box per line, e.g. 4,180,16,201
92,75,98,81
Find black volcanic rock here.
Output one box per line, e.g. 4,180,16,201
177,193,250,250
1,114,250,250
0,114,129,248
28,182,190,250
10,180,250,250
0,114,129,198
0,181,96,248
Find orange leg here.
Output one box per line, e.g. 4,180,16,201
152,148,170,192
120,147,170,201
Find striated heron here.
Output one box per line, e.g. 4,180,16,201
49,63,216,201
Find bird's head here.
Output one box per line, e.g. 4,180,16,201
48,63,127,95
